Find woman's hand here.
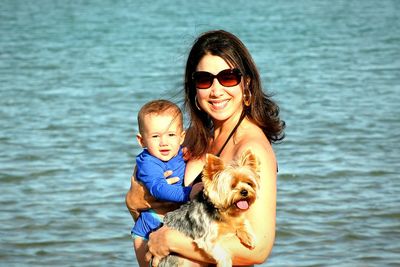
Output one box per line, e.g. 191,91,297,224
145,226,172,266
163,170,181,185
125,170,152,221
145,225,214,267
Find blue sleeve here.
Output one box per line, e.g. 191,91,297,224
136,158,191,203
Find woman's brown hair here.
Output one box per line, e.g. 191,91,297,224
183,30,285,157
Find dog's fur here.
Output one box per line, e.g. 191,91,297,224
158,150,260,267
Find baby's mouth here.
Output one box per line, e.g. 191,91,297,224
160,150,170,156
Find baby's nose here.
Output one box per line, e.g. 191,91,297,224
159,136,168,146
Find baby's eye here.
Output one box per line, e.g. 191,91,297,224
151,135,159,138
168,133,177,137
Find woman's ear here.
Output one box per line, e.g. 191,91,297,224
136,134,145,148
245,77,251,88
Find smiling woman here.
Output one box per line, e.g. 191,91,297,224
195,55,245,123
126,30,285,267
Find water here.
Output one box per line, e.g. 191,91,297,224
1,0,399,266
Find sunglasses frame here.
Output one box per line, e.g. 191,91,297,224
192,68,242,89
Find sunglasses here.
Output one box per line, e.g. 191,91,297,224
192,68,242,89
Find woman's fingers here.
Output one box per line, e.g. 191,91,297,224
151,257,160,267
164,170,180,184
145,251,153,263
145,252,161,267
166,177,180,184
163,170,173,177
147,226,171,258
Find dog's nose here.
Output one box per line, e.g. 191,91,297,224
240,189,248,197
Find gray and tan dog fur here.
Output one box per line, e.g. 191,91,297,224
159,150,261,267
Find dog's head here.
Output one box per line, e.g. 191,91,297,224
202,149,260,215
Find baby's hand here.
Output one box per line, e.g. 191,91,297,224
164,170,180,185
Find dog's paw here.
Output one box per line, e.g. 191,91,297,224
236,229,256,249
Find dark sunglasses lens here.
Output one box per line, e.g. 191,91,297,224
193,69,241,89
218,70,241,87
193,72,213,89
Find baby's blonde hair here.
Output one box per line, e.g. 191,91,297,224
137,99,183,134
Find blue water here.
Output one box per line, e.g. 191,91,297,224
1,0,399,266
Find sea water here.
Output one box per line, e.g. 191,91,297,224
1,0,399,266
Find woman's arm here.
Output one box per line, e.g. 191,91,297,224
147,141,277,265
146,226,215,266
221,141,277,264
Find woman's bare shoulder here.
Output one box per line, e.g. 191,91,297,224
227,125,277,262
235,125,275,164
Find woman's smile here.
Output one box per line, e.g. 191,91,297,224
196,54,244,121
209,99,229,110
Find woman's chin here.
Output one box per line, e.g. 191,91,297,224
208,107,243,122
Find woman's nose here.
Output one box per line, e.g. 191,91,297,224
210,78,224,96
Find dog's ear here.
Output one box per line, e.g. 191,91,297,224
240,150,259,172
203,154,225,181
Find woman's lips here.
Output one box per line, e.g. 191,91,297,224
209,99,229,110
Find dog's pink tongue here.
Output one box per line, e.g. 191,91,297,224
236,200,249,210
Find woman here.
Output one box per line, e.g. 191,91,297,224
126,30,285,266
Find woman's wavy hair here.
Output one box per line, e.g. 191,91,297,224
183,30,285,157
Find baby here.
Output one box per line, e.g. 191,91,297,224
131,99,191,267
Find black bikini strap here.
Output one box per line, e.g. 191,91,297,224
216,112,246,157
192,112,246,185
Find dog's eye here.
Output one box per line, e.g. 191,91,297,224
246,182,253,187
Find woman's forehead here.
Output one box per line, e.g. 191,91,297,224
196,54,233,72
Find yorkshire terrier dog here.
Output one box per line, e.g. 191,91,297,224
158,150,260,267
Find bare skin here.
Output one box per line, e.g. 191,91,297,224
143,118,277,266
127,54,278,266
127,121,277,267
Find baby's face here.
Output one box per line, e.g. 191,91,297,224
138,113,185,161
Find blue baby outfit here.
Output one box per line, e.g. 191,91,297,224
131,148,191,239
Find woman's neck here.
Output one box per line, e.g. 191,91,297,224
211,109,245,152
214,109,243,132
